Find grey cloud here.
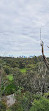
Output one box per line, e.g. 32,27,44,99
0,0,49,57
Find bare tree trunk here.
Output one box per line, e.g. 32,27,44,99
0,70,2,100
41,41,49,69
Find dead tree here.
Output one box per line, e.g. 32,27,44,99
40,40,49,95
41,41,49,69
0,69,2,99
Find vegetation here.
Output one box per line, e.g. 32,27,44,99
30,97,49,111
0,100,6,111
0,56,49,111
20,68,26,73
7,75,13,81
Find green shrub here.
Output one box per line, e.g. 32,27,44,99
3,82,16,95
0,101,6,111
32,94,42,100
30,97,49,111
7,75,13,81
15,91,32,111
10,102,23,111
44,92,49,98
4,66,10,74
20,68,26,73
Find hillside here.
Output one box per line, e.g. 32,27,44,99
0,56,49,111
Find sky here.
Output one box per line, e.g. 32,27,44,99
0,0,49,57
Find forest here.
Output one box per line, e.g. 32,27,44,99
0,56,49,111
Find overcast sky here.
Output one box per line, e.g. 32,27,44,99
0,0,49,57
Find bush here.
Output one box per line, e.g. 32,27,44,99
4,66,10,75
10,102,23,111
3,82,16,95
30,97,49,111
0,101,6,111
